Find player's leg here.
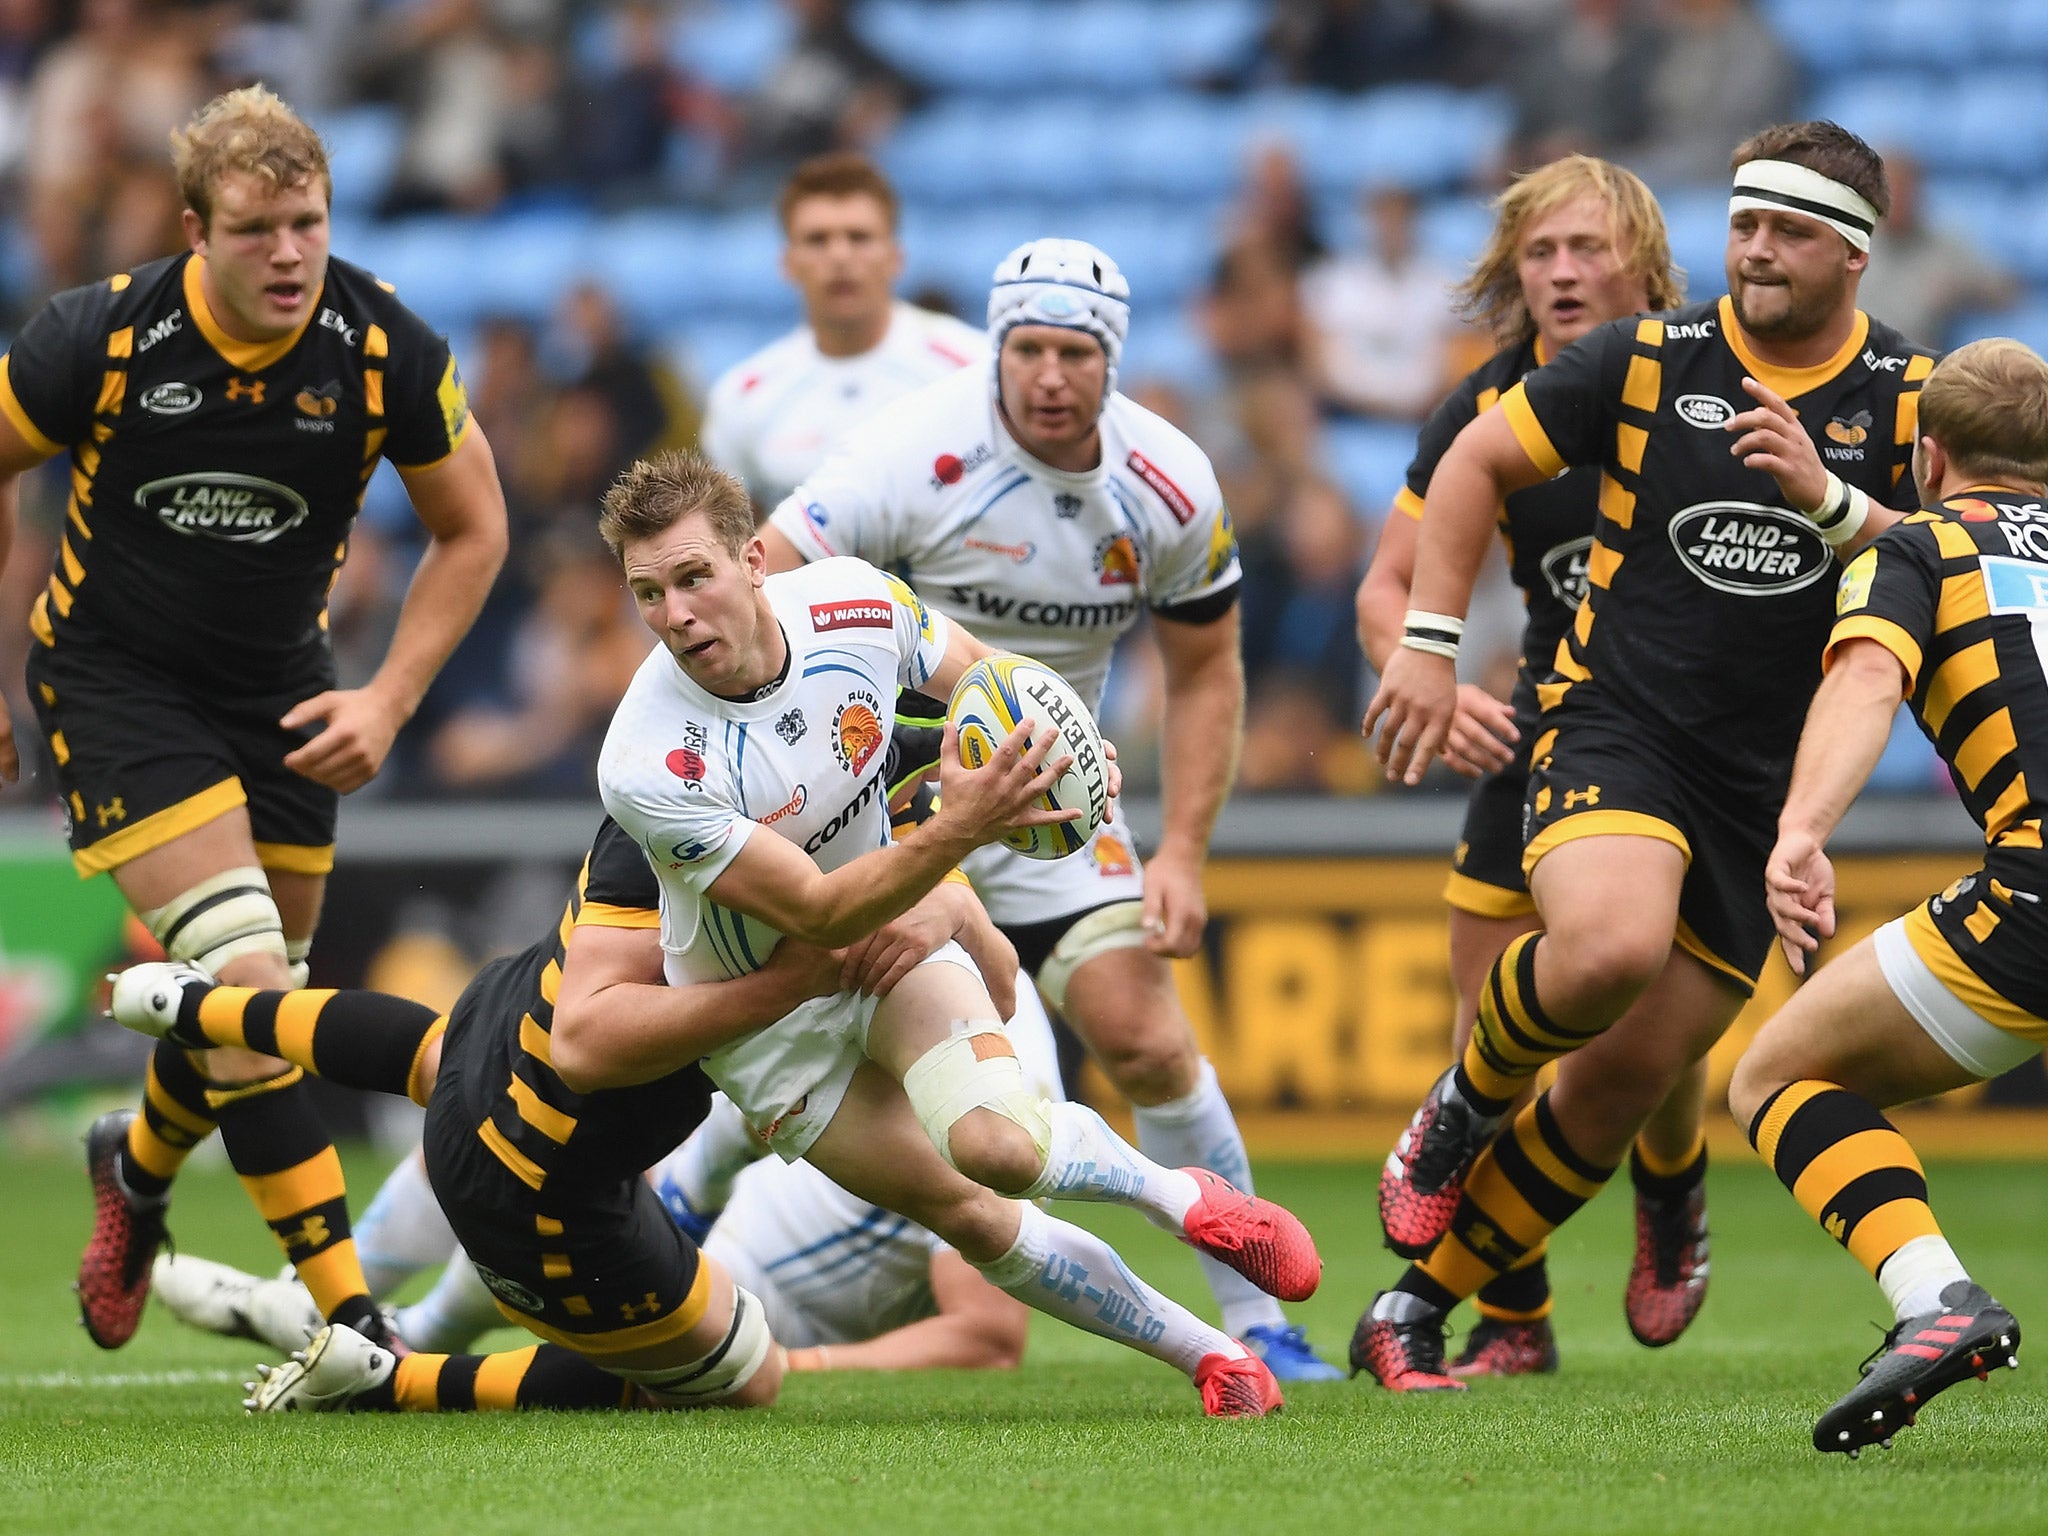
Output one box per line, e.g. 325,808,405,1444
802,1060,1280,1415
1626,1057,1712,1348
1355,949,1736,1390
392,1244,506,1353
353,1149,459,1298
1730,921,2024,1453
650,1093,764,1242
865,955,1319,1303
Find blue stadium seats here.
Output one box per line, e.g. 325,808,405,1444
1095,95,1246,199
1119,307,1219,392
1655,187,1734,301
1325,418,1419,519
669,320,794,393
1762,0,1870,74
672,2,792,93
1808,72,1942,164
315,106,402,216
858,1,1261,94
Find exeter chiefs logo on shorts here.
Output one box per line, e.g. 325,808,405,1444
1669,502,1831,597
832,689,884,776
1540,535,1594,610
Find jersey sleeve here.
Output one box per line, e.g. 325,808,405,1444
1499,321,1632,476
1146,456,1243,620
378,302,473,470
575,817,662,928
882,570,951,690
0,280,117,455
1824,520,1941,688
768,439,901,565
600,759,757,900
1398,370,1485,520
1884,352,1939,511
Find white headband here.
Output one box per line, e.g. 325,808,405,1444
1729,159,1880,251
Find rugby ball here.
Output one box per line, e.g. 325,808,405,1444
949,655,1111,859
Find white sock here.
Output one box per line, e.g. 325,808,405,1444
1131,1058,1283,1336
394,1246,506,1353
354,1149,455,1298
1878,1234,1972,1322
975,1203,1245,1376
1023,1102,1200,1228
650,1093,761,1215
1372,1289,1439,1323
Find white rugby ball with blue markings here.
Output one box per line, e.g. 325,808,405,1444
948,655,1110,859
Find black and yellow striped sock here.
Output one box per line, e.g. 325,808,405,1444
1418,1090,1618,1304
361,1345,633,1412
1747,1080,1942,1281
118,1041,217,1199
1631,1131,1707,1202
1473,1241,1553,1324
184,987,447,1105
1457,934,1604,1112
209,1071,371,1319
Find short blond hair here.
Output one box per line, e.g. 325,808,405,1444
171,85,330,226
1918,338,2048,486
599,451,757,561
1457,155,1682,347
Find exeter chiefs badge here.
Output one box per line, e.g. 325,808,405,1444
832,689,884,776
1096,533,1140,587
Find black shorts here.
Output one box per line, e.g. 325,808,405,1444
1444,670,1541,919
25,632,338,877
1907,846,2048,1029
1521,687,1776,993
422,990,709,1360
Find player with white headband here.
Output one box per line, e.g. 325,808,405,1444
1356,121,1937,1392
759,239,1341,1380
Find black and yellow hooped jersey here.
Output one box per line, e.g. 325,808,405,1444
1501,296,1933,788
455,816,711,1194
1,251,470,692
1829,489,2048,852
1399,335,1598,673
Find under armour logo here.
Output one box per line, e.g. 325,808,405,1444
619,1291,663,1322
95,798,126,827
225,378,266,403
278,1214,330,1252
1563,786,1602,809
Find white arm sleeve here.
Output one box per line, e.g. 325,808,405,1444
767,440,901,566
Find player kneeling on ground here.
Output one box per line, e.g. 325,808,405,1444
1729,339,2048,1456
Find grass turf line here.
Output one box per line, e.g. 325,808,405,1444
2,1149,2046,1535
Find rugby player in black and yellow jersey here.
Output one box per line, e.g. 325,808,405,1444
1356,155,1713,1375
1730,339,2048,1455
1356,122,1935,1390
0,87,509,1350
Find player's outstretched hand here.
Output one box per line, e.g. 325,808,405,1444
935,720,1079,847
280,688,407,793
1726,376,1829,514
1140,847,1207,958
1363,647,1458,786
1765,827,1836,976
1441,684,1519,778
0,694,17,784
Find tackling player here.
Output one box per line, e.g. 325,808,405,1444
1729,338,2046,1455
1357,122,1934,1390
0,87,507,1353
700,153,984,511
1355,154,1711,1374
761,239,1339,1379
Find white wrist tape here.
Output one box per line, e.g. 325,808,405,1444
1806,472,1872,548
1401,609,1464,661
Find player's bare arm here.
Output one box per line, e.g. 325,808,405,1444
0,408,55,783
1355,505,1518,778
1365,407,1550,785
1725,376,1903,558
282,428,509,793
839,871,1020,1017
705,720,1076,949
1145,606,1243,956
550,921,845,1093
784,1249,1029,1372
1765,637,1910,974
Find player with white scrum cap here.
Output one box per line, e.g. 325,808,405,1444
761,239,1341,1379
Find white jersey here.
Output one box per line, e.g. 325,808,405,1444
598,558,956,1150
702,302,987,510
768,368,1242,714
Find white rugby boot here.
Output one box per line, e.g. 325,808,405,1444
245,1324,396,1413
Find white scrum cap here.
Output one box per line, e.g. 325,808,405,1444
987,238,1131,404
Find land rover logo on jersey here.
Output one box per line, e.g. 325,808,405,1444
139,473,309,543
139,381,201,415
1668,502,1831,596
1539,535,1594,609
832,690,884,776
1675,394,1733,429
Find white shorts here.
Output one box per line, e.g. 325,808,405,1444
963,796,1146,931
705,939,980,1161
1874,915,2042,1080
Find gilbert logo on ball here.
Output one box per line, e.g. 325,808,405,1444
949,655,1110,860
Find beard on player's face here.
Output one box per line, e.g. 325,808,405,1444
1729,262,1849,342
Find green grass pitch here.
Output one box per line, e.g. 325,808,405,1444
3,1146,2046,1535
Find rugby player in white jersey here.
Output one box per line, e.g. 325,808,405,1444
757,240,1338,1379
593,450,1316,1416
700,153,985,512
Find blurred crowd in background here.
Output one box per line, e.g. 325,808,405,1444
0,0,2025,813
